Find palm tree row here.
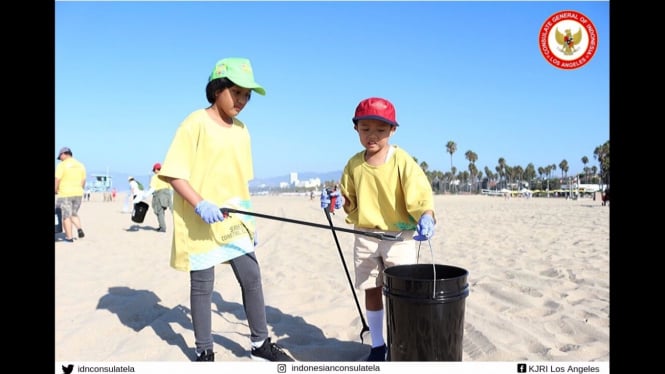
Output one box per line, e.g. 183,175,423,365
416,140,610,194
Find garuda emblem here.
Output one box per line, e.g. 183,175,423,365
555,27,583,56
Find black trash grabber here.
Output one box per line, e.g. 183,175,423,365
220,208,403,241
323,207,370,343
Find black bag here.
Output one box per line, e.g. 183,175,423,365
55,207,63,233
131,201,149,223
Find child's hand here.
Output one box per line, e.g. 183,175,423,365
320,190,330,209
195,200,225,224
415,214,435,241
334,195,344,209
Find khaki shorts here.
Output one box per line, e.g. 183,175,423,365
353,228,417,290
56,196,82,220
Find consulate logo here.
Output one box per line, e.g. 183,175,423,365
539,10,598,70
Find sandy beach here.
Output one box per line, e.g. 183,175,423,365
55,193,609,362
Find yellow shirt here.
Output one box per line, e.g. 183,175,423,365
150,173,172,191
55,157,86,198
159,109,256,271
340,145,434,232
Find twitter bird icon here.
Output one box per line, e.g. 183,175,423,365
62,364,74,374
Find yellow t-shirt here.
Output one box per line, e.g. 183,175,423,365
159,109,256,271
150,173,172,191
340,145,434,232
55,157,86,198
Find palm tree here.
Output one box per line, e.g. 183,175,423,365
420,161,429,173
468,163,478,193
524,163,536,189
446,140,457,171
445,141,457,193
498,157,507,189
512,165,523,190
581,156,589,183
537,166,545,190
484,166,494,190
550,164,557,186
593,141,610,186
559,159,568,180
465,150,478,192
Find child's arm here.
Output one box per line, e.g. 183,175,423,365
166,177,203,207
164,177,224,223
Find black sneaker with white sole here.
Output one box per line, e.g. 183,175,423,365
365,344,387,361
251,337,294,361
195,349,214,361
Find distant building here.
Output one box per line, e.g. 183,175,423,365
279,171,322,189
294,177,321,188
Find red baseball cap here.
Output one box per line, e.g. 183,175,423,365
152,163,161,172
352,97,399,127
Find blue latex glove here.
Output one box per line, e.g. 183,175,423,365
334,194,344,209
415,214,435,241
194,200,224,224
320,189,330,209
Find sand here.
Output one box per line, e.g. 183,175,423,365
55,193,609,362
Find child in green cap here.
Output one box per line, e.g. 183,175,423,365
158,57,293,362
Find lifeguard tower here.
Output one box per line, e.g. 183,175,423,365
88,174,113,192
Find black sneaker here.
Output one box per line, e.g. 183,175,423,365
366,344,386,361
251,337,294,361
195,349,214,361
77,229,85,238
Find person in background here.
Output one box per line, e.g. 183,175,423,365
158,57,293,362
128,176,141,202
322,97,436,361
326,185,341,215
55,146,87,242
148,162,173,232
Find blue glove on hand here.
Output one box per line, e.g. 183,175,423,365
195,200,224,224
334,194,344,209
320,190,330,209
415,214,435,241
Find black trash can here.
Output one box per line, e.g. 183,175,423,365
383,264,469,361
131,201,149,223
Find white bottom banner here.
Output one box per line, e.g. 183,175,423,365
55,361,610,374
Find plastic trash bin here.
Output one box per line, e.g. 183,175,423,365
384,263,469,361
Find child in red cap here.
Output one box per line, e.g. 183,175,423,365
322,97,436,361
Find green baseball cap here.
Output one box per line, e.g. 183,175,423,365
209,57,266,95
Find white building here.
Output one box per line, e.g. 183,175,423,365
279,171,322,189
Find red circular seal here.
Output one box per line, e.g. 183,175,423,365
539,10,598,70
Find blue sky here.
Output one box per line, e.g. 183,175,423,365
55,1,609,180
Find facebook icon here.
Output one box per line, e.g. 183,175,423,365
517,363,527,373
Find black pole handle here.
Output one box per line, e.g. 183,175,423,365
220,207,403,241
323,207,370,343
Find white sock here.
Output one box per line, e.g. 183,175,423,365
251,339,266,349
195,348,210,355
367,309,385,347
